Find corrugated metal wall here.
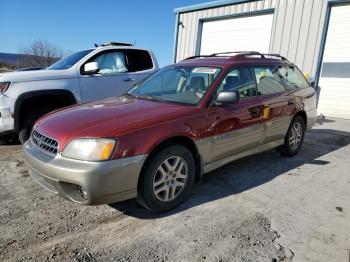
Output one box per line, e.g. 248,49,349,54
175,0,328,77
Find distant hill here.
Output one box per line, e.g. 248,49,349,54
0,52,52,65
0,52,24,65
0,52,59,72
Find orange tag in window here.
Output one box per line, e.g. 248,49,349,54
262,105,270,119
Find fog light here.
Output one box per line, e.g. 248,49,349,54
77,185,88,199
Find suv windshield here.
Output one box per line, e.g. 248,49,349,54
47,49,94,70
128,66,221,105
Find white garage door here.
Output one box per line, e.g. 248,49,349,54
199,13,274,55
318,4,350,119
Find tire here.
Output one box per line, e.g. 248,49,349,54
277,115,306,157
18,128,30,145
137,145,195,212
18,109,50,144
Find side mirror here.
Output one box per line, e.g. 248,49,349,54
216,91,240,105
84,62,100,74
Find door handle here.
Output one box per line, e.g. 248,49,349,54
124,78,135,82
288,100,295,105
249,106,260,116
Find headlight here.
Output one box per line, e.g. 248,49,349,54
0,82,11,95
62,138,116,161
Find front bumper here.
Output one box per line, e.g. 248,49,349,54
23,140,147,205
0,107,14,133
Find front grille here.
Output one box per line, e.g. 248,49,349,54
31,130,58,157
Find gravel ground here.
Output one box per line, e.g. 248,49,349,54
0,118,349,261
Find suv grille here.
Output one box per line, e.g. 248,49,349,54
31,130,58,157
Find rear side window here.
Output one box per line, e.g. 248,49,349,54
217,67,257,99
253,66,286,95
278,66,309,89
126,49,153,72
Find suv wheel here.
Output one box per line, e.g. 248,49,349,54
18,109,50,144
137,145,195,212
277,115,306,157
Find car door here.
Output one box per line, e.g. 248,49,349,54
205,67,264,163
79,50,136,102
253,65,296,144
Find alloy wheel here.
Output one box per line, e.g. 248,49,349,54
153,156,188,202
289,121,303,151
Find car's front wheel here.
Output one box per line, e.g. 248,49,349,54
137,145,195,212
277,115,306,157
18,108,51,144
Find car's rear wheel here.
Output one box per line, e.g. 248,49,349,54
137,145,195,212
277,115,306,157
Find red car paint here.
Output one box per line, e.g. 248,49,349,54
35,55,314,160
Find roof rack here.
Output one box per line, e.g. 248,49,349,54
94,42,133,47
183,55,212,60
262,53,288,61
210,51,265,58
183,51,289,61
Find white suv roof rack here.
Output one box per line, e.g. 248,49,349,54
94,42,133,47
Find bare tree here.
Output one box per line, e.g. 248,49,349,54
19,40,63,68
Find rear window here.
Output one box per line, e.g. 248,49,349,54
278,66,309,90
126,49,153,72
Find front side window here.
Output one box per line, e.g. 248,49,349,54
253,66,286,95
47,49,94,70
217,67,257,99
128,66,221,105
92,51,128,75
278,66,309,90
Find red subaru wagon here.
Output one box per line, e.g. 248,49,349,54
24,52,317,212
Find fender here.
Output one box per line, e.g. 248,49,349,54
142,135,204,181
14,89,76,131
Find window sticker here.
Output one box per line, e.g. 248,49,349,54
192,67,218,74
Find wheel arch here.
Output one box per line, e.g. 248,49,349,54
14,89,77,131
137,136,202,192
294,110,307,127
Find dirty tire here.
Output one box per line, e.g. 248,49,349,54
18,109,50,144
137,145,195,212
18,129,30,145
277,115,306,157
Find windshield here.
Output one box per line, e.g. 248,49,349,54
128,66,221,105
47,49,94,70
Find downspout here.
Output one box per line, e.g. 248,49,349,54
173,12,180,63
314,2,332,92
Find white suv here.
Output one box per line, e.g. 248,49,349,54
0,43,158,143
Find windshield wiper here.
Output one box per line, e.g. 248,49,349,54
135,95,165,102
123,93,137,99
123,93,165,103
137,95,160,101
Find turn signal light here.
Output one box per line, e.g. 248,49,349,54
100,142,115,160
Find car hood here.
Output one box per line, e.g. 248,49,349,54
35,96,195,150
0,69,76,83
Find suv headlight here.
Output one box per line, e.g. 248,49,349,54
62,138,116,161
0,82,11,95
